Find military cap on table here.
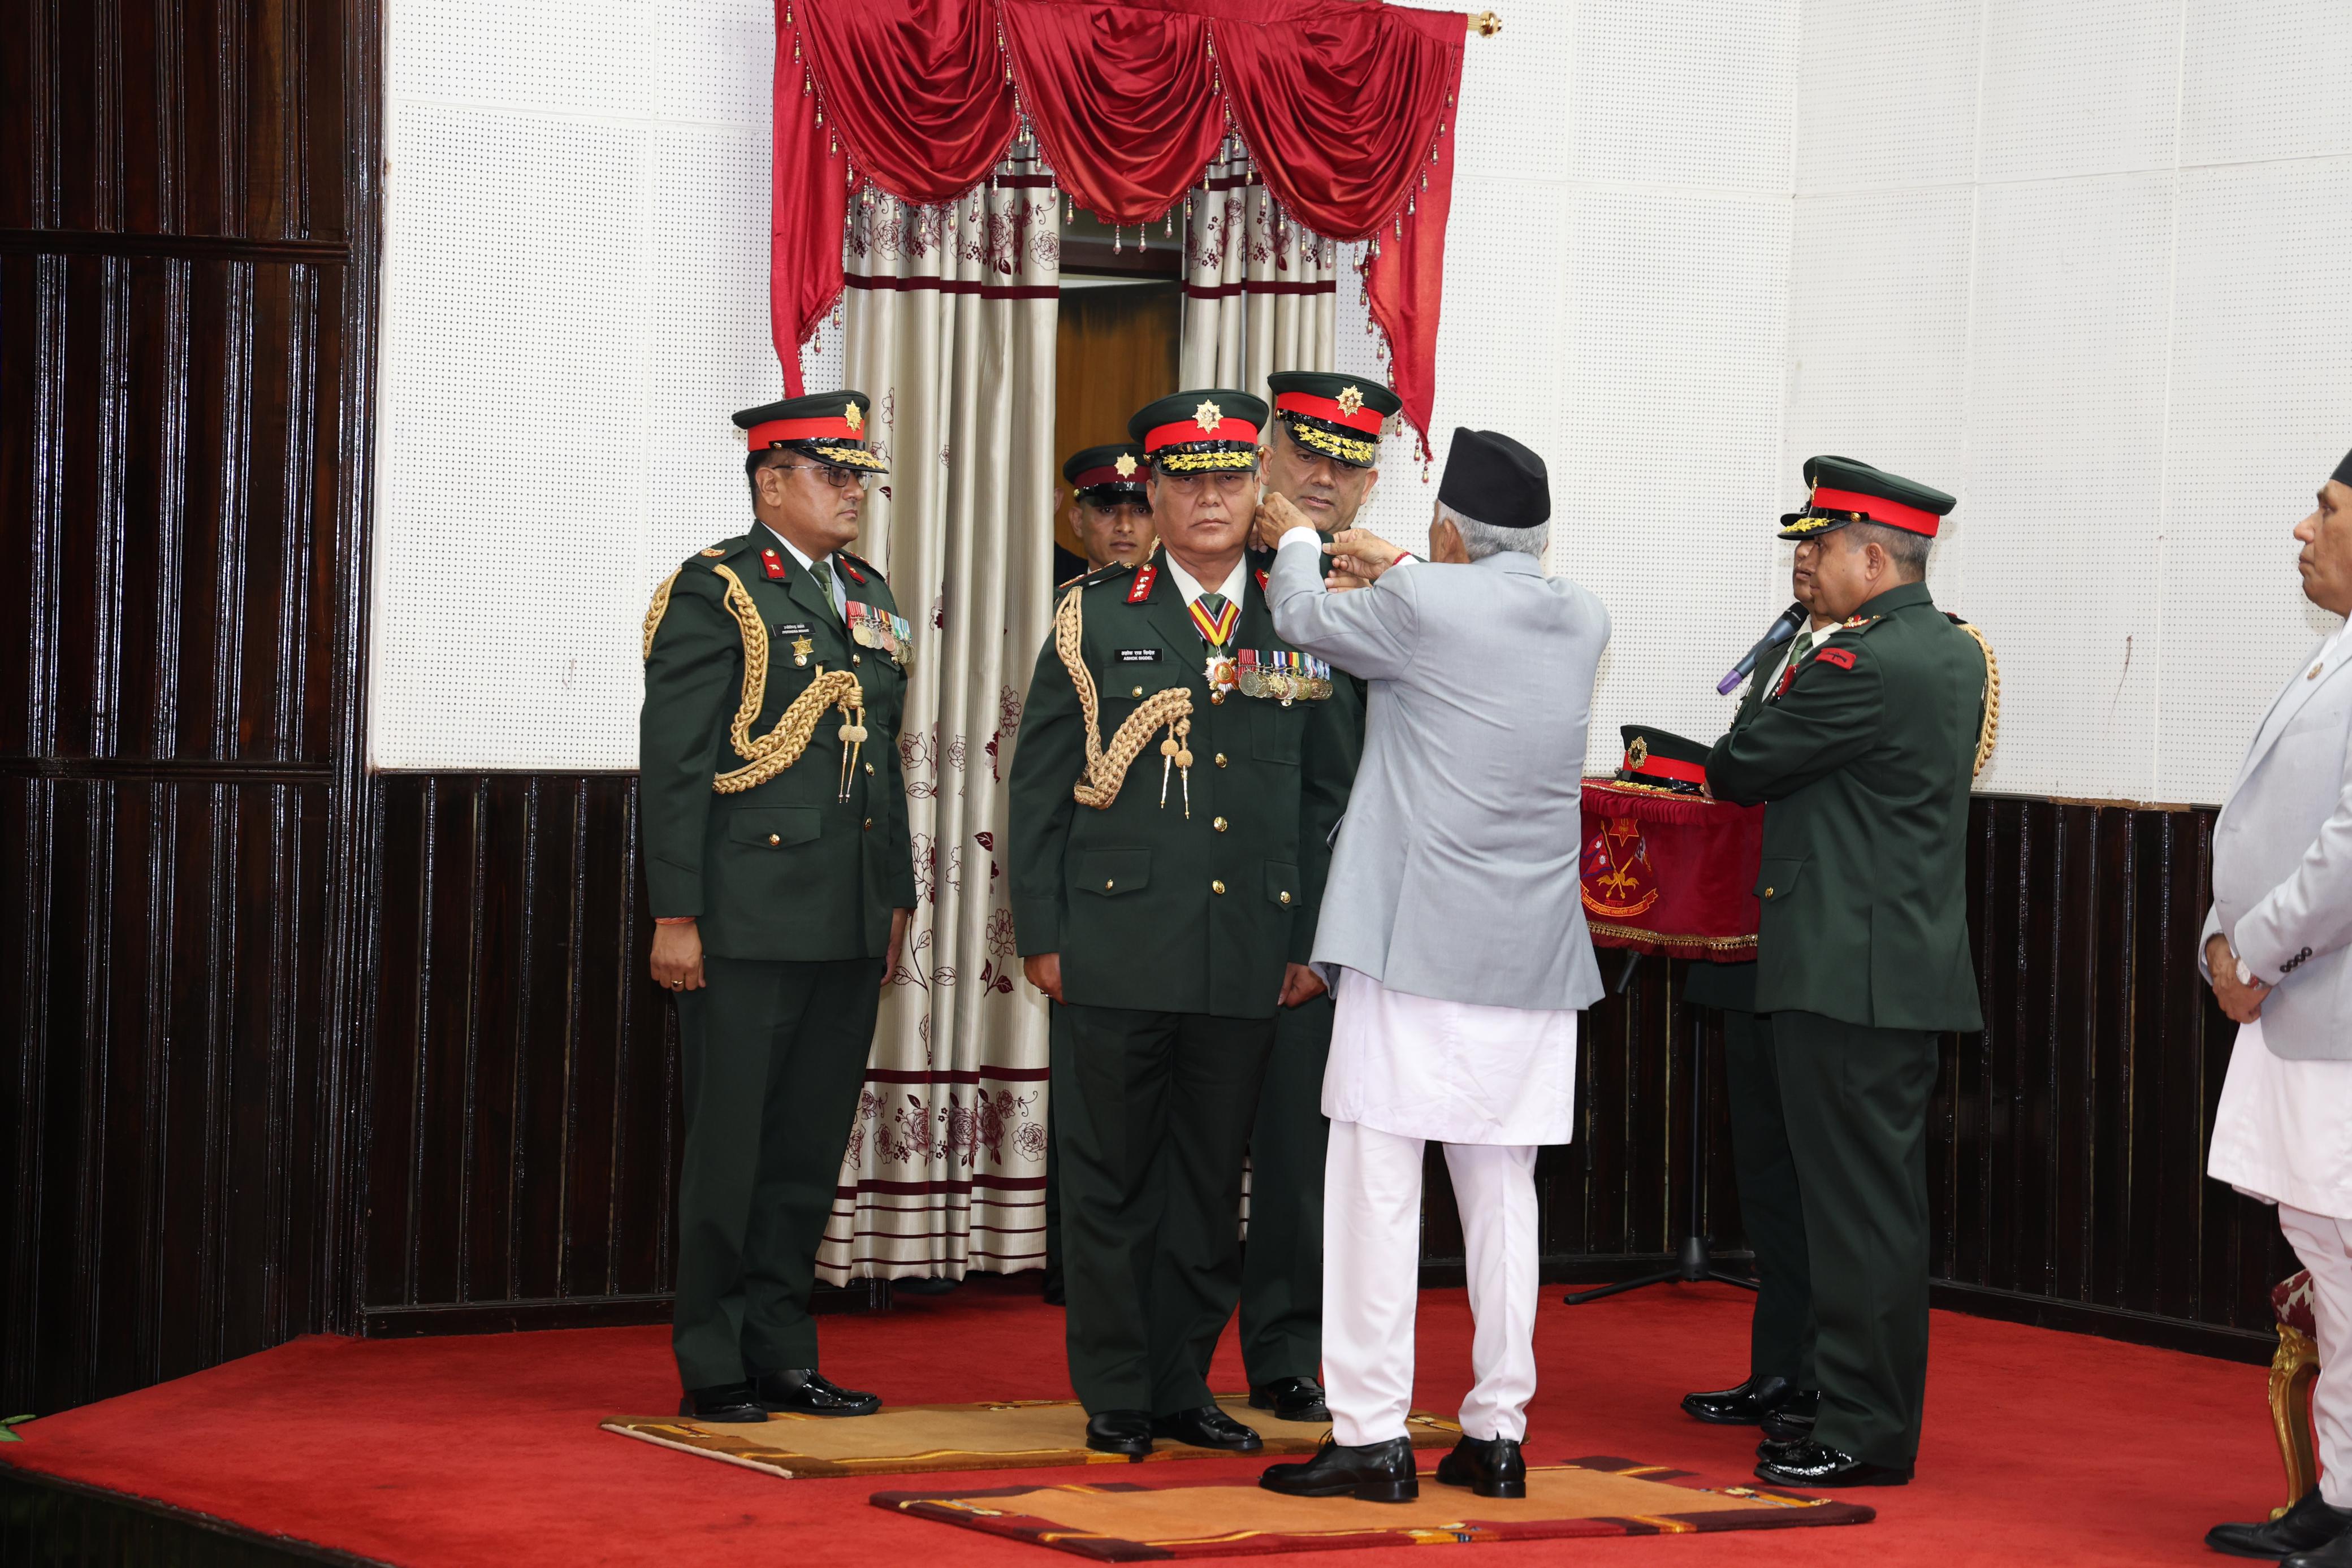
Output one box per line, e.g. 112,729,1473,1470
1615,725,1712,796
1129,389,1269,473
734,391,890,473
1063,443,1149,504
1583,722,1765,961
1778,454,1951,539
1266,371,1401,469
1439,427,1551,528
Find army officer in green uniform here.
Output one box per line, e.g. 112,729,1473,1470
1704,456,1984,1489
1230,371,1399,1424
641,391,917,1422
1677,555,1844,1445
1010,389,1361,1457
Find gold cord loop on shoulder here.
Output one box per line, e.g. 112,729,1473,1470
1953,619,2000,777
642,571,682,660
1055,585,1194,814
708,563,866,795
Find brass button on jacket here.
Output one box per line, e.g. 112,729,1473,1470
1214,752,1229,767
1212,816,1229,832
768,833,782,846
1211,879,1226,895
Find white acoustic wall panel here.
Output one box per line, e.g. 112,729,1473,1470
2179,0,2352,168
1943,172,2176,799
1568,0,1797,191
1795,0,1982,193
1975,0,2180,185
1782,187,1975,494
374,0,782,769
1559,188,1793,765
2156,157,2352,805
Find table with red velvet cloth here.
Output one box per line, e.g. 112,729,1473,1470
1579,778,1763,962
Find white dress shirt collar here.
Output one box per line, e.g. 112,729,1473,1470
1161,551,1249,608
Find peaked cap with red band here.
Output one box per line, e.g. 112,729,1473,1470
1129,389,1268,475
1779,454,1953,540
1614,725,1712,796
1266,371,1400,470
734,391,889,474
1062,442,1149,503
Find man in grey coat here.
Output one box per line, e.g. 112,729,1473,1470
2204,448,2352,1568
1253,429,1609,1505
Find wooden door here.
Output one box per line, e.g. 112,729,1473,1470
1053,282,1181,561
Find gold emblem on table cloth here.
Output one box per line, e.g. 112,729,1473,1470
1580,815,1660,920
1053,584,1195,818
707,564,867,798
1193,399,1223,435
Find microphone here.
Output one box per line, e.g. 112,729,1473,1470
1717,604,1808,695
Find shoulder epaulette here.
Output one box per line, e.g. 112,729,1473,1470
1071,560,1134,591
1834,613,1888,635
838,549,885,584
684,534,751,572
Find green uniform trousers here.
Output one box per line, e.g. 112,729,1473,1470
672,954,881,1391
1774,1010,1938,1468
1718,1006,1816,1385
1054,1003,1276,1415
1238,991,1331,1384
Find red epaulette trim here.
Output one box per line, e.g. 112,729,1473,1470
1127,564,1158,604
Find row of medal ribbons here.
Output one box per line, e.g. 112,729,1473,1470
845,601,914,665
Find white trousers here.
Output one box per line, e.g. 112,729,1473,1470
2280,1203,2352,1508
1322,1119,1540,1446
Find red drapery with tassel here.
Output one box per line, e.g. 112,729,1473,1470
772,0,1464,447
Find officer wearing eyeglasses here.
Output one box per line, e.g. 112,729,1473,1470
638,390,919,1424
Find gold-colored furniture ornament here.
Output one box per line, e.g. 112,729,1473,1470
2272,1320,2320,1519
1054,584,1195,817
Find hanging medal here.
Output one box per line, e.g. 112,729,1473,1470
1190,594,1242,704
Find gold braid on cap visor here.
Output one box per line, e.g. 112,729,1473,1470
1282,418,1378,466
1155,448,1261,473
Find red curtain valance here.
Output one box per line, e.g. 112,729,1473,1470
771,0,1466,448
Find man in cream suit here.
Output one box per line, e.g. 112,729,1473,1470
2206,449,2352,1568
1252,429,1609,1505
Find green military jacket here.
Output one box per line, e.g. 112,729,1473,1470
1704,581,1984,1032
639,523,919,960
1009,547,1362,1019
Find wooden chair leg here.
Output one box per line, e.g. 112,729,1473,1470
2273,1324,2321,1519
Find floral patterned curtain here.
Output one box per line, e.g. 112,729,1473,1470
815,149,1059,1281
1178,146,1339,389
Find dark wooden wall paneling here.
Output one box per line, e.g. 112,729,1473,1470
1,0,380,1416
360,774,682,1332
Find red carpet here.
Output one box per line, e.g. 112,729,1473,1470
1,1277,2279,1565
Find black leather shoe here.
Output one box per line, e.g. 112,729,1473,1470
1755,1440,1912,1487
1756,1435,1806,1466
1248,1376,1330,1423
1087,1409,1154,1456
1760,1389,1820,1441
1680,1374,1794,1426
678,1381,767,1422
1260,1436,1419,1503
2210,1488,2352,1560
2286,1528,2352,1568
1435,1435,1527,1499
751,1368,881,1417
1153,1405,1264,1452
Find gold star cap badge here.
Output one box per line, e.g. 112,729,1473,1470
1628,735,1649,768
1194,399,1223,435
1114,452,1138,478
1336,385,1365,417
844,401,865,434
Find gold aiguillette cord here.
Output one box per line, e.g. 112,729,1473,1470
1157,716,1193,818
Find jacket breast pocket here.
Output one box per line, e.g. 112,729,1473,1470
1078,848,1151,897
729,806,823,850
1251,703,1302,765
1755,856,1805,904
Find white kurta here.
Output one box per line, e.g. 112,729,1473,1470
1322,967,1579,1145
2208,1019,2352,1219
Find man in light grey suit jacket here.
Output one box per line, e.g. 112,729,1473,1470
2204,449,2352,1568
1255,429,1609,1506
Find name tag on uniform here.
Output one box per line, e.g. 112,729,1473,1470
773,622,814,638
1116,648,1162,663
